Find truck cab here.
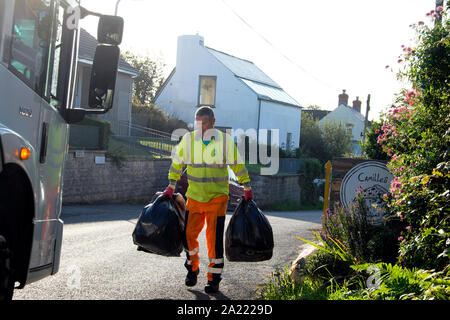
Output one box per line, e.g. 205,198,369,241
0,0,123,300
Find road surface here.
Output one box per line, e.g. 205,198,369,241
13,204,322,300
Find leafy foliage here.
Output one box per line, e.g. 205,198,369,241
121,51,166,104
262,6,450,300
298,158,322,205
322,192,402,264
376,5,450,271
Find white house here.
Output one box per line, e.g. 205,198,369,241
153,34,302,151
319,90,368,155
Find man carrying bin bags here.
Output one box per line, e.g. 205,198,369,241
163,106,254,294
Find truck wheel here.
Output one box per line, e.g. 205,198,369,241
0,235,14,300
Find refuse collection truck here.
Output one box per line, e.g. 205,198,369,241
0,0,123,299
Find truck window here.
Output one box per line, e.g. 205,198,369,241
9,0,52,97
0,0,14,66
0,1,3,63
49,3,64,107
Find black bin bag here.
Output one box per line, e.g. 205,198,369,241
132,194,185,257
225,198,274,262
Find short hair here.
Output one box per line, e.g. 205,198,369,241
195,106,215,120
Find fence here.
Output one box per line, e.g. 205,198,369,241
109,120,180,157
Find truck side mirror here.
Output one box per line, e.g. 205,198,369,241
98,15,124,45
88,44,120,110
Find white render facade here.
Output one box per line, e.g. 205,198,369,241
153,34,302,151
319,103,367,155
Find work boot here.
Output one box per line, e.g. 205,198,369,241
204,280,220,294
185,268,199,287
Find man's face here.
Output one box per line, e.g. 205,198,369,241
195,115,215,137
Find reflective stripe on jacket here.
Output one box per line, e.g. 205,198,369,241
168,129,250,203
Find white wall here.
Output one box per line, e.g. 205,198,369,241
76,63,134,133
319,104,364,140
259,100,301,150
155,35,259,133
319,104,365,154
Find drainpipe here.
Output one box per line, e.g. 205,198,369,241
257,98,262,145
128,80,134,136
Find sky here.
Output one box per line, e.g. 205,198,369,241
80,0,436,121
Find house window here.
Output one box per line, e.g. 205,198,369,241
199,76,216,107
345,123,354,135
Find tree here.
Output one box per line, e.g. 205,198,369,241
300,113,329,163
320,120,353,160
305,104,323,110
122,51,166,105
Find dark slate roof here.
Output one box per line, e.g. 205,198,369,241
302,109,331,121
78,28,139,76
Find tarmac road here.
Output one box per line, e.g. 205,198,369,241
13,204,322,300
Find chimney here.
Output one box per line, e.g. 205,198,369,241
338,89,349,106
352,96,362,113
176,34,205,70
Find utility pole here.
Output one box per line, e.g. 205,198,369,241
362,94,371,147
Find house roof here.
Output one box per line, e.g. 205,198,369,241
319,104,366,124
240,79,301,107
206,47,281,88
302,109,331,121
344,104,366,122
78,28,139,77
152,41,302,107
206,47,301,108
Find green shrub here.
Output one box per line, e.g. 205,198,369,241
362,120,389,160
70,116,111,150
132,102,188,133
322,192,402,264
376,6,450,271
259,266,328,300
343,263,450,300
298,157,322,205
303,250,356,288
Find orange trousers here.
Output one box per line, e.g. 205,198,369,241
182,195,228,283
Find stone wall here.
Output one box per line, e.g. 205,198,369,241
249,172,302,208
62,151,302,206
62,151,170,204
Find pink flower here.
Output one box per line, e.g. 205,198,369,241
398,59,403,63
398,236,404,241
436,6,444,12
406,226,412,231
375,129,380,134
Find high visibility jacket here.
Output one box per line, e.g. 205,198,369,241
168,129,251,203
